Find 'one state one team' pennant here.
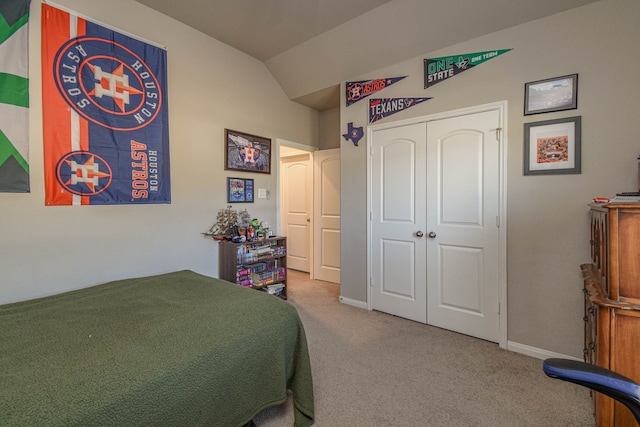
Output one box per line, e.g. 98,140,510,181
369,98,432,123
424,49,512,88
346,76,405,106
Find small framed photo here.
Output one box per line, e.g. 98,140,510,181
524,116,581,175
524,74,578,115
225,129,271,174
227,177,254,203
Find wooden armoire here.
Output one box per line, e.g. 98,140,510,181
582,203,640,426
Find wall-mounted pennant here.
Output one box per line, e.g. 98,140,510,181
369,98,432,123
342,122,364,146
424,49,512,88
346,76,406,106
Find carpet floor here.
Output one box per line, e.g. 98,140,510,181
254,270,594,427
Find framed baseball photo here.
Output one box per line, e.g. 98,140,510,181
224,129,271,174
227,177,254,203
524,116,581,175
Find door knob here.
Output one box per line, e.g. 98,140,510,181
415,231,424,238
428,231,437,238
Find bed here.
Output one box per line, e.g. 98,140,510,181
0,270,314,427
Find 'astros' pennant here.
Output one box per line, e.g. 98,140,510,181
42,4,170,205
424,49,512,88
346,76,405,106
369,98,432,123
0,0,31,192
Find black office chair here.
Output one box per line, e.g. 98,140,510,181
543,358,640,425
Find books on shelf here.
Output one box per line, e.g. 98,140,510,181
592,193,640,204
249,267,286,288
219,236,287,299
236,241,286,263
266,283,284,296
610,192,640,203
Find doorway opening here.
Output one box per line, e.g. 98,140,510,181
277,140,342,284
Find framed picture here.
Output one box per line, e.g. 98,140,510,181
524,74,578,115
227,177,254,203
224,129,271,174
524,116,581,175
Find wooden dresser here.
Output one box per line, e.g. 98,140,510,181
583,203,640,426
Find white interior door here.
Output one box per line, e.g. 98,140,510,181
281,153,312,272
313,149,341,283
370,123,427,323
426,109,501,342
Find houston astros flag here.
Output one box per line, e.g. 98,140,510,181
0,0,31,193
42,3,170,205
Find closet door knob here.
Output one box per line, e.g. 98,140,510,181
415,231,424,238
428,231,437,238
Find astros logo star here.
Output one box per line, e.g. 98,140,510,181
65,155,111,192
88,62,144,113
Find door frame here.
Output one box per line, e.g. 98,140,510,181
276,138,317,277
366,101,508,349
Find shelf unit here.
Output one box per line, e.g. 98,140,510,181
219,236,287,299
583,203,640,426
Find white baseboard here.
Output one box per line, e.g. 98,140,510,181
339,295,368,310
507,341,582,361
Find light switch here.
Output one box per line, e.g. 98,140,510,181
258,188,267,199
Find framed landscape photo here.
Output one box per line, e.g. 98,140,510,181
524,116,581,175
524,74,578,115
224,129,271,174
227,177,254,203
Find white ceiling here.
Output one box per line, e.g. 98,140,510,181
134,0,599,110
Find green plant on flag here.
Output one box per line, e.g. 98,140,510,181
0,0,30,192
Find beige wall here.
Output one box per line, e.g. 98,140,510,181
319,107,340,150
0,0,319,304
3,0,636,360
339,0,639,357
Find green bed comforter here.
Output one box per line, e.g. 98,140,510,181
0,270,314,426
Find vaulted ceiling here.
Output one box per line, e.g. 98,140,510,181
134,0,599,110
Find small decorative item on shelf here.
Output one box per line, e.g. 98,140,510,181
238,209,252,230
204,206,272,242
204,205,239,240
261,221,271,237
249,218,262,240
